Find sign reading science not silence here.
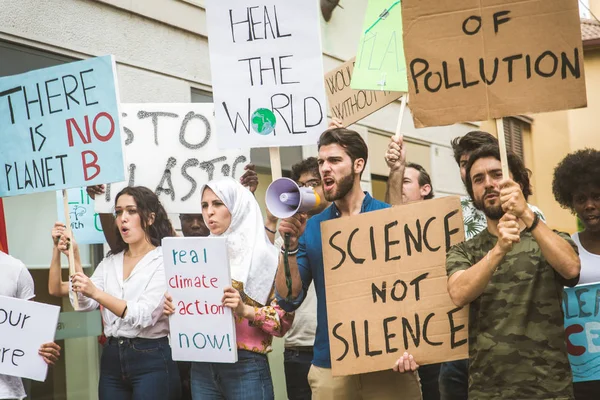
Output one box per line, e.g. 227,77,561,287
321,197,468,376
402,0,587,127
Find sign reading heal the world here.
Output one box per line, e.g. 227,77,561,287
0,56,125,197
563,283,600,383
94,104,249,214
56,188,105,245
163,237,237,363
0,296,60,381
205,0,328,149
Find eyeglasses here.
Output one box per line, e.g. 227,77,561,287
297,179,321,188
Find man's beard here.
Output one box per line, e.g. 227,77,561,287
474,189,505,220
324,172,355,202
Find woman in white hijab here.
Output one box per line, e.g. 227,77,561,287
165,178,294,400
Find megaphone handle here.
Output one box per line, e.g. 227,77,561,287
283,233,293,301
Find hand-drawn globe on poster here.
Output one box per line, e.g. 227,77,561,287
251,108,276,135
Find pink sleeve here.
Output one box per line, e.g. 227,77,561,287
249,297,294,337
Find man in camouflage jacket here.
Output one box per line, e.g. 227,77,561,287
446,145,580,400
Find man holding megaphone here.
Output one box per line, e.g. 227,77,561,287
273,127,422,400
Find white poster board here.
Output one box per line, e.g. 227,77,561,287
0,296,60,381
163,237,237,363
94,104,250,214
205,0,328,149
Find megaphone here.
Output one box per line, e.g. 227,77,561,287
265,178,321,219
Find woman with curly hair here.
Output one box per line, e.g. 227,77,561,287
66,186,181,400
552,148,600,400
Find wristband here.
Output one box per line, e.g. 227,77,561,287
525,213,540,233
120,305,128,318
281,246,299,256
264,225,276,234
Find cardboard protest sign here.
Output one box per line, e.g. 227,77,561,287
325,58,402,126
205,0,328,149
0,56,125,197
350,0,408,92
0,296,60,381
94,104,249,214
56,188,105,244
563,283,600,383
321,197,468,376
401,0,587,128
163,237,237,363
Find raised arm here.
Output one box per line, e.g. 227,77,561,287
501,179,580,280
384,136,406,205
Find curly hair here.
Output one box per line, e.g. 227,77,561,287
451,131,497,165
465,145,532,201
110,186,175,255
552,148,600,212
291,157,319,183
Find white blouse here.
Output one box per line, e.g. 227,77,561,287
70,247,168,339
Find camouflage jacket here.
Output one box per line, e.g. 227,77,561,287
446,229,578,399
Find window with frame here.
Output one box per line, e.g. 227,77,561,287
502,117,526,160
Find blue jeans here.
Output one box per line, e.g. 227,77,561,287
190,350,274,400
439,359,468,400
283,348,313,400
99,336,181,400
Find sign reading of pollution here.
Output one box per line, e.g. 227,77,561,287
321,197,468,376
0,56,124,197
402,0,587,127
163,237,237,363
205,0,328,149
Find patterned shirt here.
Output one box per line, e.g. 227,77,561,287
446,229,578,399
233,281,294,354
461,196,546,241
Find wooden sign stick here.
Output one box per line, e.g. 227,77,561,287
269,147,283,181
62,189,79,310
393,94,409,140
495,119,510,179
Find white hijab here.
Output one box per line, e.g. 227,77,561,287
201,178,278,306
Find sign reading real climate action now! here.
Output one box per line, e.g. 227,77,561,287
0,55,125,197
321,197,468,376
163,237,237,363
205,0,328,149
402,0,587,127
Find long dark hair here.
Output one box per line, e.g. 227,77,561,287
109,186,174,255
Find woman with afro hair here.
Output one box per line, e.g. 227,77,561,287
552,148,600,400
